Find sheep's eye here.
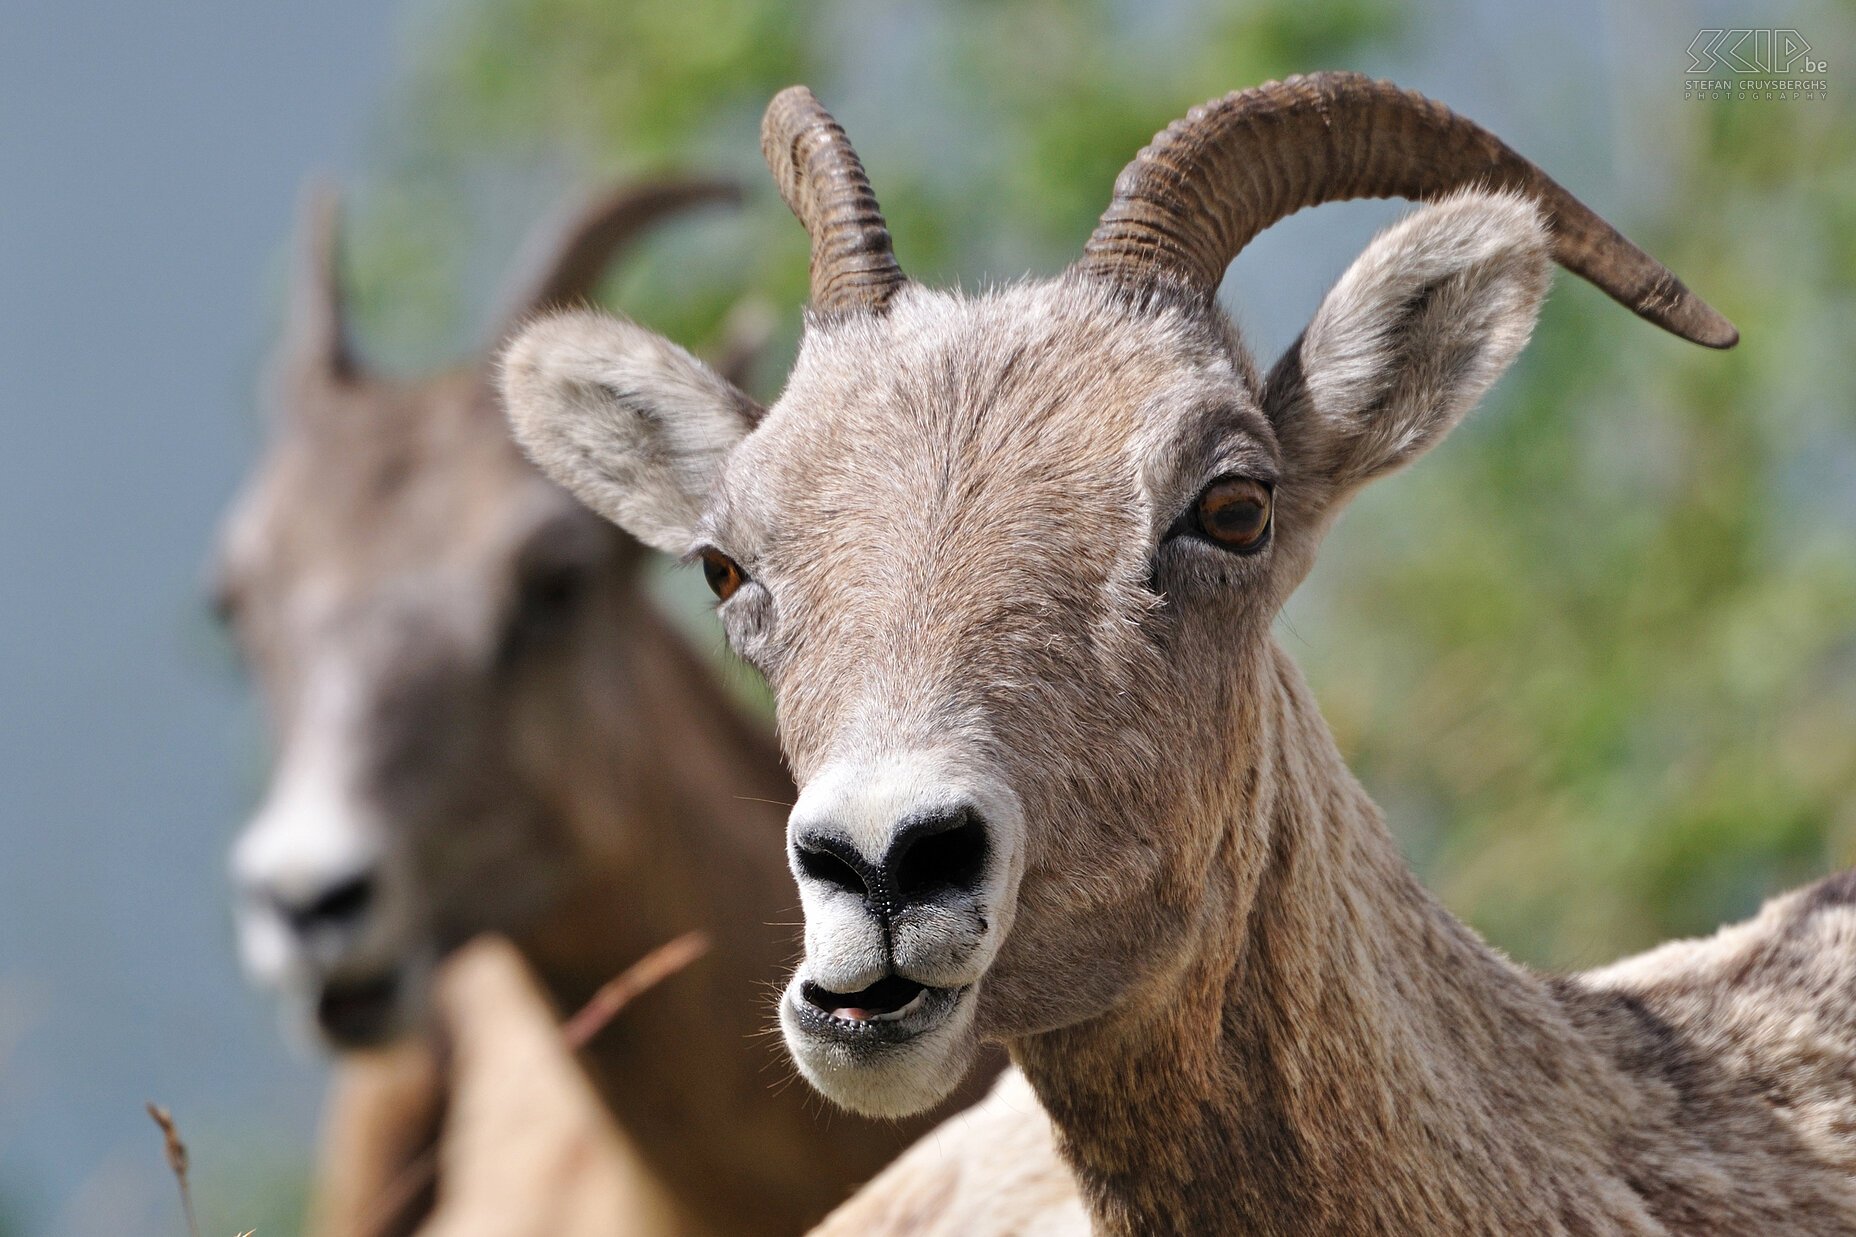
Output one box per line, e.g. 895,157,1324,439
1194,477,1272,552
518,563,587,625
494,560,591,669
700,549,745,602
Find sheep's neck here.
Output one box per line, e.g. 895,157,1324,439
1014,645,1624,1235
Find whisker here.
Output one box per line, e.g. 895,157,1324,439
733,795,797,809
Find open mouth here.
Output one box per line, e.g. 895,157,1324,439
802,975,930,1024
316,972,401,1046
793,974,963,1044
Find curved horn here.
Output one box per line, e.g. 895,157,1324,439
282,180,355,378
493,178,741,336
761,86,906,314
1076,72,1736,349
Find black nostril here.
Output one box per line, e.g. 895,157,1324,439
794,836,873,902
887,807,989,903
283,873,376,932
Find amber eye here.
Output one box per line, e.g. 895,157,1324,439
1195,477,1273,552
700,548,745,601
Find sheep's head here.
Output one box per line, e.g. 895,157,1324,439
219,179,740,1048
503,75,1734,1114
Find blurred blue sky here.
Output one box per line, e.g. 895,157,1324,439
0,2,400,1230
0,0,1836,1232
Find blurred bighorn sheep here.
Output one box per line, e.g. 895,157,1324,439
214,182,985,1236
504,72,1856,1234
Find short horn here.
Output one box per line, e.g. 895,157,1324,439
761,86,906,314
493,178,742,337
282,179,355,378
1075,72,1736,349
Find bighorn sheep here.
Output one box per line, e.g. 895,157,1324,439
816,870,1856,1237
215,182,986,1235
503,72,1856,1233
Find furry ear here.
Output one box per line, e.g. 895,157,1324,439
499,310,761,555
1262,190,1551,506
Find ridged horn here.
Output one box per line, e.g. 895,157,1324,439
1075,72,1736,349
761,86,906,314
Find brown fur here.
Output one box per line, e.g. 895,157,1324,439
219,192,988,1235
808,1067,1086,1237
503,146,1856,1232
816,866,1856,1237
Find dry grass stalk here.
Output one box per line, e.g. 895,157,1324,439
145,1101,200,1237
562,931,710,1050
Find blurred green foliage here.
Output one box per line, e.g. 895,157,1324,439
350,0,1406,369
351,0,1854,973
190,1131,310,1237
1310,71,1856,966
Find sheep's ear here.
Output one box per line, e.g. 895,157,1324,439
499,311,761,555
1262,190,1551,507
